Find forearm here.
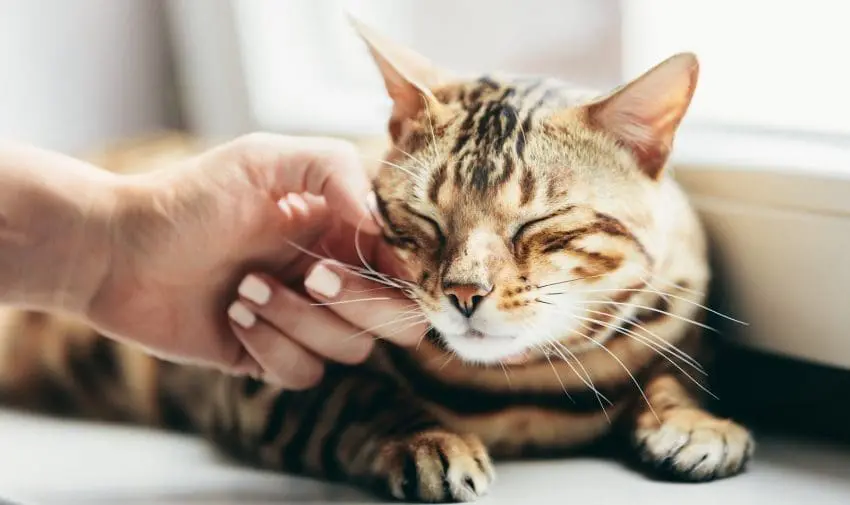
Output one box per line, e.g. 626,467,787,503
0,142,119,314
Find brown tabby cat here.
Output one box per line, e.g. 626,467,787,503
0,19,753,502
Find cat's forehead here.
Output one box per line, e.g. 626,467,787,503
376,75,643,227
433,75,599,118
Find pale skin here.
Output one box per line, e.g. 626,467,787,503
0,133,426,389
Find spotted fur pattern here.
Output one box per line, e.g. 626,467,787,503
0,20,753,502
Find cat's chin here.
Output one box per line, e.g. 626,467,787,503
439,330,532,366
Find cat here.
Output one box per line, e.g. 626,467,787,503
0,18,753,503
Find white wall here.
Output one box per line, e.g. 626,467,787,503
225,0,621,137
0,0,176,154
405,0,622,87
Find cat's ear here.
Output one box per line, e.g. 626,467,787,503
580,53,699,180
349,16,450,141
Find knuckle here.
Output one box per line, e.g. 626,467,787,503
235,131,279,149
264,287,308,328
339,338,375,365
314,141,359,174
287,362,325,390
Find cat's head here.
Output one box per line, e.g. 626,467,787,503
353,19,699,365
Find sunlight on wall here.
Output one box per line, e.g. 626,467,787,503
233,0,410,136
622,0,850,136
232,0,621,137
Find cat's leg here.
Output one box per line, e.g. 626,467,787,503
629,373,754,481
196,367,495,503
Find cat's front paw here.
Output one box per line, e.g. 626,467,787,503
374,430,495,502
635,407,754,482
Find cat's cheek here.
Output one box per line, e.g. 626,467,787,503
528,255,582,286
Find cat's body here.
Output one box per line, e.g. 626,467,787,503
0,20,752,503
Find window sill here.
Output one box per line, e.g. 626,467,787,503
671,127,850,371
672,126,850,217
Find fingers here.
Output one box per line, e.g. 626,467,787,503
227,272,379,388
227,301,325,389
236,273,375,364
228,133,380,234
304,261,427,347
225,260,425,388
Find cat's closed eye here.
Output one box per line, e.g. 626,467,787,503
405,207,445,246
510,211,564,245
385,234,419,250
384,206,445,251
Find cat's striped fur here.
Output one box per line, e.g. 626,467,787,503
0,20,753,502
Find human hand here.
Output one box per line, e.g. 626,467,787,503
228,216,428,388
86,133,421,387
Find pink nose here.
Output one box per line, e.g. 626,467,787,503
443,283,493,317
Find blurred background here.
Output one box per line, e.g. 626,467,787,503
2,0,850,440
6,0,850,152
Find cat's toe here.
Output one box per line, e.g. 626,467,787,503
375,430,494,502
635,408,754,481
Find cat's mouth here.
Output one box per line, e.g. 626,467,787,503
439,329,531,365
462,329,514,340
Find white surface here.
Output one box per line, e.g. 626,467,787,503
623,0,850,135
671,129,850,371
1,408,848,505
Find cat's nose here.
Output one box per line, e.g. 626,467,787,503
443,283,493,317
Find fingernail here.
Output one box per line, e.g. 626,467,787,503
305,263,342,299
366,191,385,228
285,193,309,214
239,274,272,305
228,301,256,329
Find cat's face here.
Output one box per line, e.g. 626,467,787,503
354,20,698,365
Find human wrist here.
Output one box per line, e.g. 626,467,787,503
64,171,126,317
82,164,192,329
0,143,122,315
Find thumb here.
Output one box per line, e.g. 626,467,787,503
230,133,381,234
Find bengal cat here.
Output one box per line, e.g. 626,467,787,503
0,19,753,502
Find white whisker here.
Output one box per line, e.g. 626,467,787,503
341,313,428,343
573,320,660,424
637,266,707,298
545,342,611,422
342,285,398,294
284,237,416,292
416,328,432,350
564,299,719,333
571,287,747,326
354,213,384,278
537,273,608,290
438,351,456,370
548,341,613,406
536,344,574,403
393,145,428,171
309,296,392,307
384,319,431,342
583,308,705,373
498,362,514,389
535,345,578,403
575,314,717,401
366,156,418,178
421,96,442,163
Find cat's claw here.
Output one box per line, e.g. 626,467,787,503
635,408,754,481
375,430,495,502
